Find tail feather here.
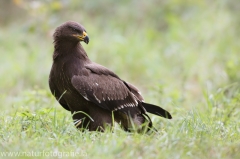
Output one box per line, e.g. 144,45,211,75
142,102,172,119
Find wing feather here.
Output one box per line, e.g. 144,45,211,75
71,68,141,114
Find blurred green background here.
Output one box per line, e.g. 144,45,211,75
1,0,240,109
0,0,240,158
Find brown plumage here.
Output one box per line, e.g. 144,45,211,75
49,21,172,132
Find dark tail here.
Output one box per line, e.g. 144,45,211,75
142,102,172,119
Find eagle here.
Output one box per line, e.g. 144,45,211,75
49,21,172,132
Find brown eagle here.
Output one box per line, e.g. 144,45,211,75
49,21,172,132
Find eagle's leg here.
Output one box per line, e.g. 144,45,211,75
115,112,151,133
72,111,91,131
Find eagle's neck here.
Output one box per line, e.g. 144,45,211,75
53,41,89,61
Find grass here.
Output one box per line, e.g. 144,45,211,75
0,0,240,158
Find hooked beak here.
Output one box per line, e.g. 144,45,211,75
73,31,89,44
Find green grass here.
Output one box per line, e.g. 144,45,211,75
0,0,240,158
